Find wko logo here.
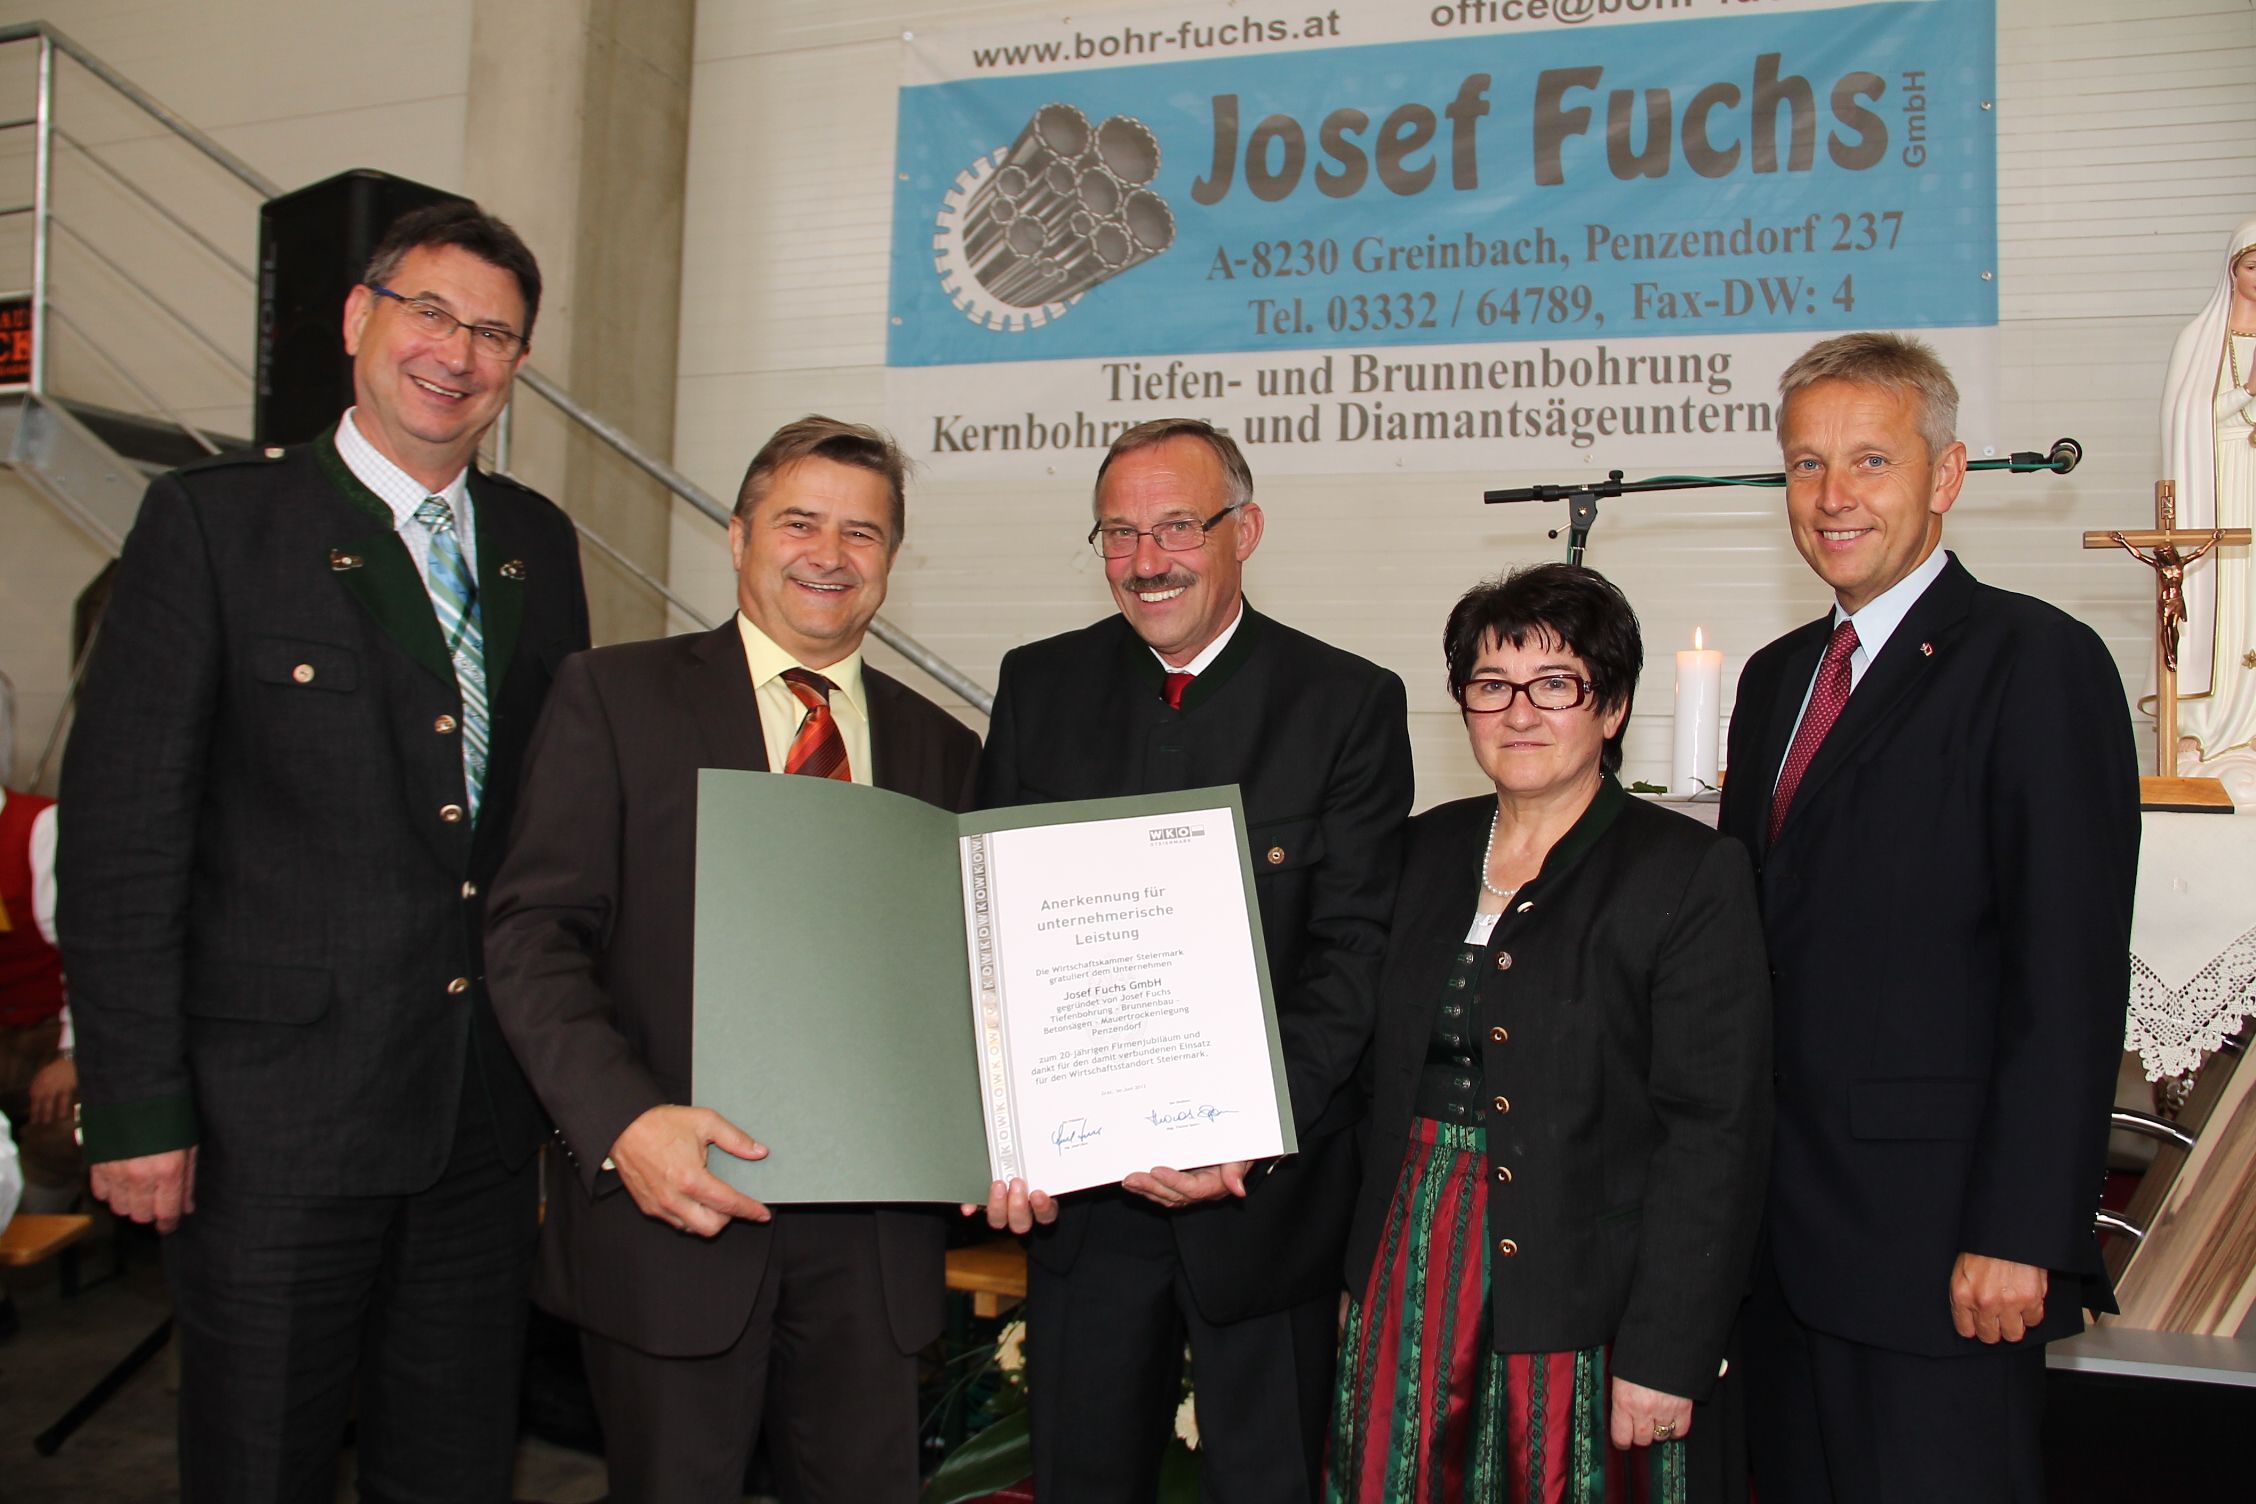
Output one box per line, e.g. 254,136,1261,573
1148,824,1206,844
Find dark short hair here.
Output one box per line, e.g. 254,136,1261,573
363,201,544,342
1443,562,1643,775
734,415,909,549
1092,418,1253,514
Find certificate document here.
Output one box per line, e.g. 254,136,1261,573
692,774,1294,1204
964,806,1289,1194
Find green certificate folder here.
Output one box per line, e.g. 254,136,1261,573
691,772,1294,1204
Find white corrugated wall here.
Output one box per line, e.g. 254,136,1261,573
674,0,2256,807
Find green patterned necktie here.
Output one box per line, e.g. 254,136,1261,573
413,496,488,818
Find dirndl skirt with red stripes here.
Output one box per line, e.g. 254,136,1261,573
1324,1117,1688,1504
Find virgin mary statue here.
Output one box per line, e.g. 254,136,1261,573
2164,216,2256,786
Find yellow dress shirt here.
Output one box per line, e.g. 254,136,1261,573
736,613,873,786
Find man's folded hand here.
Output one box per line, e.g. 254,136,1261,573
1949,1252,2049,1344
90,1146,198,1233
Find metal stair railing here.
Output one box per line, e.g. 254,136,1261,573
0,21,270,462
0,18,994,715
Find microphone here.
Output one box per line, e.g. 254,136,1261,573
1986,438,2079,475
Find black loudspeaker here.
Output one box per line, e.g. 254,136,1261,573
254,169,468,447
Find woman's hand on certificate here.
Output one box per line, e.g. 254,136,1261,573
964,1179,1058,1233
1122,1161,1253,1209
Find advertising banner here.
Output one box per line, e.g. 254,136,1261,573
887,0,1997,477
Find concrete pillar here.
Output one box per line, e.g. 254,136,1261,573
462,0,694,646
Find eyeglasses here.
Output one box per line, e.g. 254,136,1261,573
1088,503,1241,559
368,285,528,360
1454,675,1597,713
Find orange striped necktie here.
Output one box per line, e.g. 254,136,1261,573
781,668,851,781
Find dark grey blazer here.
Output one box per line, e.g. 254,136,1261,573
1718,555,2140,1356
58,428,589,1190
482,622,981,1359
977,603,1415,1324
1346,781,1773,1402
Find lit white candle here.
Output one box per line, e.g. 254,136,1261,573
1673,628,1723,796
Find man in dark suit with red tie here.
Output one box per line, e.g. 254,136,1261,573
484,417,979,1504
975,418,1415,1504
1718,334,2140,1502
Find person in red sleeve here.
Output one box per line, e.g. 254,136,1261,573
0,783,80,1213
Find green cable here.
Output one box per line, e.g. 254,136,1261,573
1628,458,2062,491
1637,474,1787,489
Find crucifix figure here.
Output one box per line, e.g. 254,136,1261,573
2085,479,2253,775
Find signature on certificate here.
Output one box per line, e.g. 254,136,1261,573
1147,1102,1236,1129
1051,1118,1103,1150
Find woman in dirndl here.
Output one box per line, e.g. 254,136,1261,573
1327,563,1772,1504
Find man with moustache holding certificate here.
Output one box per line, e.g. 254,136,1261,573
484,417,978,1504
975,418,1414,1504
1719,335,2139,1501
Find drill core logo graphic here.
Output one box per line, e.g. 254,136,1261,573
934,103,1177,333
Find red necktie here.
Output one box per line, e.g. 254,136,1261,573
1163,672,1194,710
781,668,851,781
1768,619,1859,846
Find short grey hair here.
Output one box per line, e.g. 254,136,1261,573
1778,332,1959,461
1092,418,1253,515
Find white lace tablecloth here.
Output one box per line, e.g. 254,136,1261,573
2128,811,2256,1080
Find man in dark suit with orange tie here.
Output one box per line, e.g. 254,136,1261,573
1719,334,2140,1502
484,416,978,1504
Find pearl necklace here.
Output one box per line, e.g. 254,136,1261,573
1481,804,1519,901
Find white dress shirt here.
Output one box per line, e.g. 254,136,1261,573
335,407,477,587
1150,597,1244,678
1788,546,1952,741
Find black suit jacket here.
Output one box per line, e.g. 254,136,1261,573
977,603,1414,1323
58,428,589,1191
1718,555,2140,1356
1346,783,1772,1402
482,622,981,1359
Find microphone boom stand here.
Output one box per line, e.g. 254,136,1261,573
1485,439,2085,565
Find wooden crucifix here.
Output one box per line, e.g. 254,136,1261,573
2085,480,2252,800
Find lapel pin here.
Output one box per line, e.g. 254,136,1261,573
499,559,527,581
1919,642,1933,657
328,549,363,571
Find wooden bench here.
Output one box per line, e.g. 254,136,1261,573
0,1212,95,1292
3,1213,168,1456
946,1240,1028,1318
